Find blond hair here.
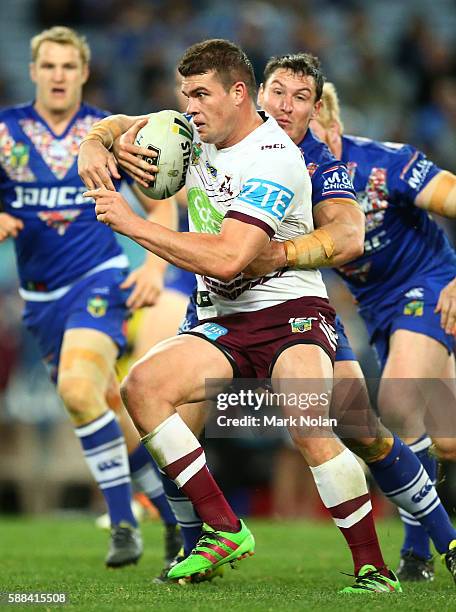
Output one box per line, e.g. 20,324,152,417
31,26,91,65
318,82,344,133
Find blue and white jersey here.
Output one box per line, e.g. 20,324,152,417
0,102,130,299
297,129,357,207
334,135,456,307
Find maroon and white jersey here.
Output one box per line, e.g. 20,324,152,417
186,113,328,319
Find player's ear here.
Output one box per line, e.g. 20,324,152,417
310,99,322,120
29,62,37,84
257,83,264,108
231,81,247,106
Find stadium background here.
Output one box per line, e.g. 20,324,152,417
0,0,455,520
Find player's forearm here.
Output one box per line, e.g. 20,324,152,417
82,114,145,149
127,219,245,281
415,171,456,218
284,220,364,270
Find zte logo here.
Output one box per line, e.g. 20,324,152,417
11,186,88,208
98,458,122,471
411,483,433,503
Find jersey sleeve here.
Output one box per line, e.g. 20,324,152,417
385,143,441,205
225,151,305,237
310,159,357,206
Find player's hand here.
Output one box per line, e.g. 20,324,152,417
78,139,121,191
0,212,24,241
121,263,164,310
242,241,287,278
435,277,456,335
84,188,138,235
113,119,158,189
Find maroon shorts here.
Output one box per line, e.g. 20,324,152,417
185,296,336,378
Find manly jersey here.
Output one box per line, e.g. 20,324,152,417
186,113,327,320
298,129,357,207
0,102,130,298
334,135,456,307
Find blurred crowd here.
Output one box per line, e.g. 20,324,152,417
0,0,455,516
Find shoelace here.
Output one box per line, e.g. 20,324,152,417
341,567,389,586
191,530,224,555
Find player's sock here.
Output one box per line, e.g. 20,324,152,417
128,444,176,526
142,413,239,532
160,471,203,556
75,410,137,527
310,448,387,577
368,434,453,555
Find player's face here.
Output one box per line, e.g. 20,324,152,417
181,71,238,147
30,41,89,115
258,69,321,145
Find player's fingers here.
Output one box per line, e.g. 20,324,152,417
120,274,137,289
107,156,121,181
444,299,456,334
439,301,450,330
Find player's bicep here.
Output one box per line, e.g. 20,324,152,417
414,170,456,217
313,199,364,228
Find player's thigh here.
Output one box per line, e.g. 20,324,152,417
383,329,451,378
132,289,189,360
125,333,234,408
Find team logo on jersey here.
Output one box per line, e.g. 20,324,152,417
87,295,108,318
205,160,218,178
10,142,29,168
404,287,424,299
306,162,318,177
219,175,234,197
403,300,424,317
38,210,81,235
289,317,316,333
191,142,202,165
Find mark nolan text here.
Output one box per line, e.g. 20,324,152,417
217,415,337,428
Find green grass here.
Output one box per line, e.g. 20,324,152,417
0,517,453,611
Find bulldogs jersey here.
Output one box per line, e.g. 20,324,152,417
186,113,327,320
334,135,456,307
0,102,129,299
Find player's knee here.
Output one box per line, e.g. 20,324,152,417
344,435,394,463
57,378,103,424
120,360,156,415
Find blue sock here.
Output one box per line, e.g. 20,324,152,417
368,434,455,555
129,444,176,526
75,411,137,527
160,472,202,557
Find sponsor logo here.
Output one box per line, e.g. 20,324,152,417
87,295,108,318
10,141,29,168
403,300,424,316
289,317,316,333
404,287,424,299
238,178,293,220
192,322,228,341
260,143,285,150
38,210,81,235
411,482,433,503
401,153,433,190
98,458,122,471
11,185,89,209
191,142,202,165
322,167,353,193
178,140,191,191
196,291,213,307
187,187,224,234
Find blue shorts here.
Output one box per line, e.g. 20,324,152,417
359,270,455,370
178,287,199,334
164,265,196,297
23,268,130,381
334,316,357,362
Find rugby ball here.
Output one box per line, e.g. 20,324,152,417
134,110,193,199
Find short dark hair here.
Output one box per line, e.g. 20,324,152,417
263,53,325,101
178,39,257,99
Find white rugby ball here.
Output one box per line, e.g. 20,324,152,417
134,110,193,199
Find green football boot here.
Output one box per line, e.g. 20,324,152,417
443,539,456,583
167,520,254,581
340,564,403,594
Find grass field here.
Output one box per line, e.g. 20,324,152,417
0,517,454,611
